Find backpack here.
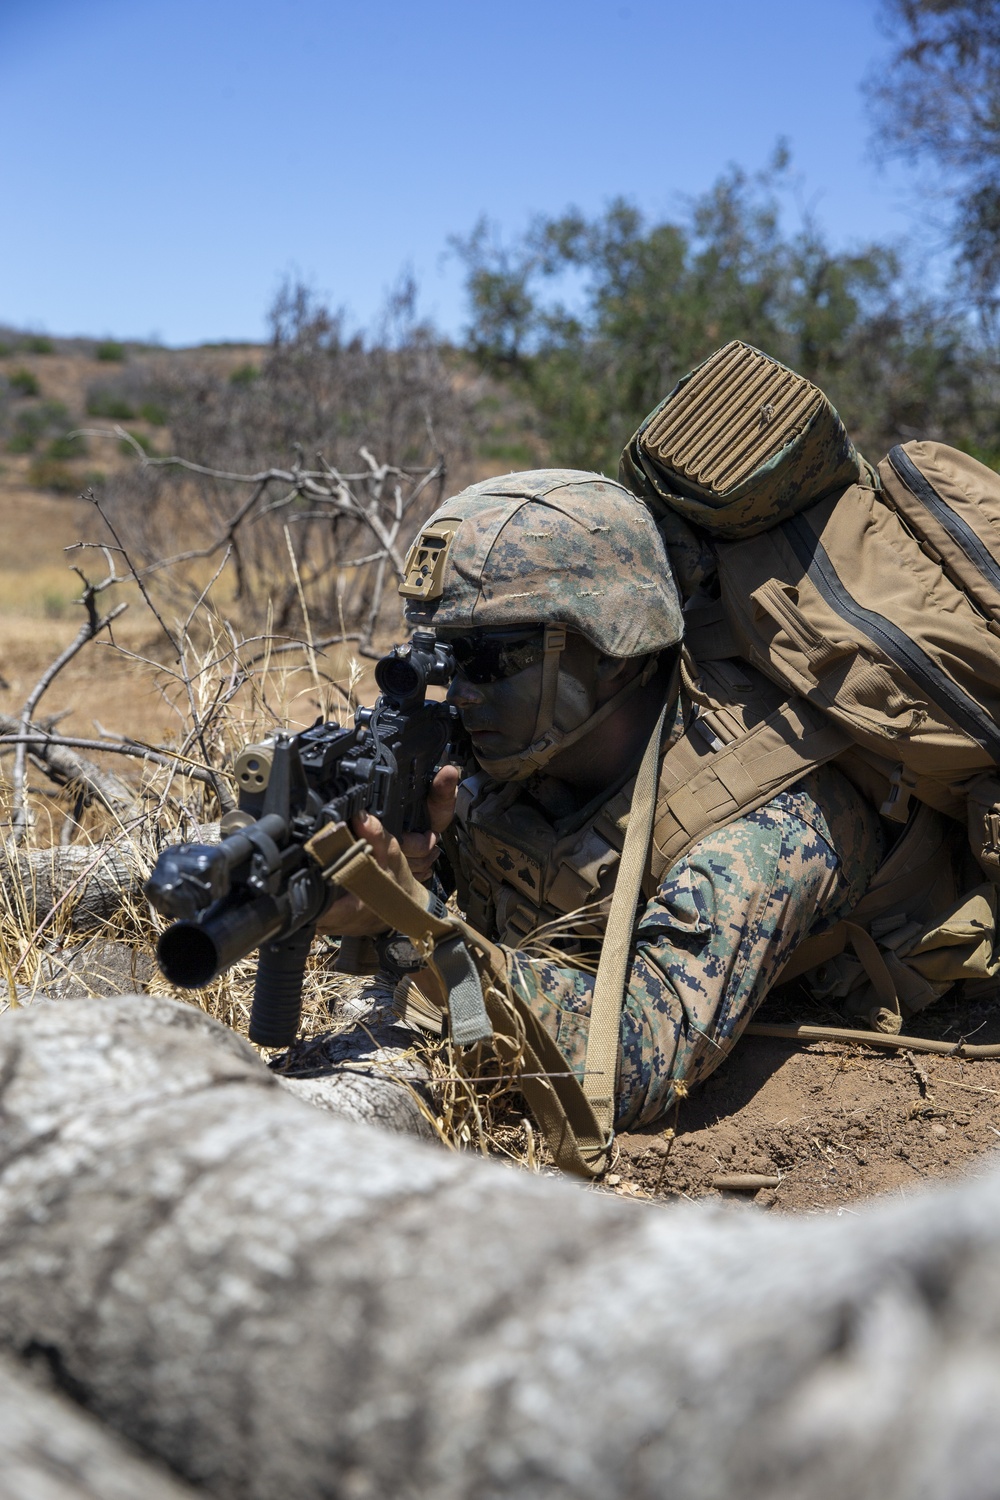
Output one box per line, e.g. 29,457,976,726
621,341,1000,1031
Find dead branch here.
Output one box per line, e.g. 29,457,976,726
10,563,128,844
78,428,444,648
80,426,439,581
84,485,180,659
83,488,236,813
0,730,223,790
0,712,140,818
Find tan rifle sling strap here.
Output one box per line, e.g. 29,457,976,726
577,698,670,1170
307,820,615,1178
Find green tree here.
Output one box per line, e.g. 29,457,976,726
870,1,1000,307
455,158,987,471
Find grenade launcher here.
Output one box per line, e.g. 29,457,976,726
144,631,460,1048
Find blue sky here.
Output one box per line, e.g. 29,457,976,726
0,0,923,346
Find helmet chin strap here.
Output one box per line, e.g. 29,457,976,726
474,624,661,783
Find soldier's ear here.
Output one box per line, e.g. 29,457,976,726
594,652,637,689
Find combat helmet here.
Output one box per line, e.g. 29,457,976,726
399,469,683,780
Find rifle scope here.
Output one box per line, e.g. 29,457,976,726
374,630,454,707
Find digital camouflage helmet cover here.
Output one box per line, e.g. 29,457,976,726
399,469,683,779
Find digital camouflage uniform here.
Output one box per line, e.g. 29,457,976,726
478,760,882,1131
402,469,884,1132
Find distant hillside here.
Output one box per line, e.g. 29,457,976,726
0,324,543,508
0,332,267,500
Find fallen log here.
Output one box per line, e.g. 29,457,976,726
275,987,435,1139
0,993,999,1499
0,1350,197,1498
0,823,218,935
0,840,144,932
0,710,141,818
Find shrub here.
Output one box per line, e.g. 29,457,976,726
86,388,135,420
0,343,12,358
23,336,53,355
229,363,259,387
27,458,80,493
139,401,167,425
96,340,126,362
9,368,40,397
6,401,71,454
7,410,45,452
46,433,87,460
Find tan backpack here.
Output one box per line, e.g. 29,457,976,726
621,341,1000,1030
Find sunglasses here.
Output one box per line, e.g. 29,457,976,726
445,628,546,684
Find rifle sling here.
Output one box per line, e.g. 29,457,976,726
485,980,617,1177
579,701,669,1168
310,785,669,1179
330,844,493,1046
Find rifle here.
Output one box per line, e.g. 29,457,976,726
145,630,462,1048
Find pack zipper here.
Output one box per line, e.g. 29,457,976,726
888,444,1000,601
781,512,1000,760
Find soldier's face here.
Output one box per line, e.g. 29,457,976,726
443,630,599,763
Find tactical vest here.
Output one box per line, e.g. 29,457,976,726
449,654,848,952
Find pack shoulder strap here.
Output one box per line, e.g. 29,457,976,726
652,688,850,878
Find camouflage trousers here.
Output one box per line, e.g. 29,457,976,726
507,764,884,1131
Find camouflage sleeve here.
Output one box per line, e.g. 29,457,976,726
507,762,884,1131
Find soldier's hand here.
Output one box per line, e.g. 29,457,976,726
315,808,438,937
400,763,460,882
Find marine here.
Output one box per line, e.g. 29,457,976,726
317,467,884,1143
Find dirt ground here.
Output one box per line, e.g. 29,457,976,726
605,982,1000,1212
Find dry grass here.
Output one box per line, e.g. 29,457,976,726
0,483,545,1171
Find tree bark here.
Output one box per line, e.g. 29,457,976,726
0,1351,197,1499
1,993,999,1500
0,824,218,935
275,985,435,1139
